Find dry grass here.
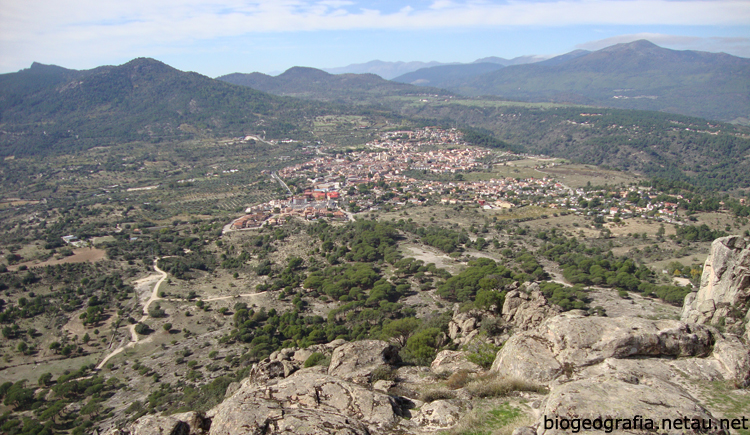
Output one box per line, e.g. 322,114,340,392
447,370,472,390
420,386,456,402
465,373,547,398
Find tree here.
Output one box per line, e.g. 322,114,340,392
134,322,150,335
163,323,172,332
3,380,34,409
38,372,53,387
382,318,421,347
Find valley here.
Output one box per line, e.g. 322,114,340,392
0,46,749,435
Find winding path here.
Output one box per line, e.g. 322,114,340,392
96,259,167,369
95,259,265,370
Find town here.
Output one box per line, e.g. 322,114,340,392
228,127,689,231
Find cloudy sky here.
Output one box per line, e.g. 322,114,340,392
1,0,749,77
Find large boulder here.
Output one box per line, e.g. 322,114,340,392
327,340,400,384
123,412,209,435
411,400,468,431
492,314,717,382
538,376,722,435
208,371,402,435
682,235,750,340
430,350,482,375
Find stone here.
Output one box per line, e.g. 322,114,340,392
208,372,402,435
373,379,395,392
430,350,482,375
412,400,466,430
327,340,400,384
128,415,190,435
501,288,561,332
511,427,536,435
710,335,750,387
492,314,717,383
247,360,293,384
538,376,722,435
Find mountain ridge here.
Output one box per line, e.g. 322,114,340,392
0,58,337,156
433,40,750,123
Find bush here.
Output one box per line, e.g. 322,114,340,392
303,352,329,368
134,322,151,335
370,366,396,382
464,338,501,370
446,370,472,390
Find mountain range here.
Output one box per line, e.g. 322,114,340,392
218,67,451,105
2,42,750,190
394,40,750,123
0,59,343,156
322,55,547,79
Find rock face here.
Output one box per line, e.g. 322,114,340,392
682,235,750,339
107,412,209,435
492,314,717,382
327,340,400,384
448,309,485,346
430,350,482,375
208,371,403,435
492,310,750,434
501,284,562,332
539,376,721,435
411,400,467,431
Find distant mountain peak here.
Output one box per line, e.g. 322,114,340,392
602,39,661,53
279,66,332,79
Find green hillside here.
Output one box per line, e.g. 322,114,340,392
0,59,335,156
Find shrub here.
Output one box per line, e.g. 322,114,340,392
303,352,329,368
134,323,151,335
370,366,396,382
464,338,501,370
446,370,471,390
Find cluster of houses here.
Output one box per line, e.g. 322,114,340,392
228,127,696,231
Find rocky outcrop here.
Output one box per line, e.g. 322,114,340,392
501,284,562,332
208,371,404,435
682,235,750,339
539,376,721,435
327,340,400,384
492,314,717,382
491,312,747,434
105,412,209,435
448,309,486,346
430,350,482,375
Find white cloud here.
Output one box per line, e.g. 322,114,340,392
1,0,749,71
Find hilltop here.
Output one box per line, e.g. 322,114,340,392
0,59,343,156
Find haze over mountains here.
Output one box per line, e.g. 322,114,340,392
321,55,548,79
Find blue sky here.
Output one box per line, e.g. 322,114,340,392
1,0,749,77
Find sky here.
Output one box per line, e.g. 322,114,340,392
1,0,749,78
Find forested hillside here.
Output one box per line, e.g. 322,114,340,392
0,60,346,156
